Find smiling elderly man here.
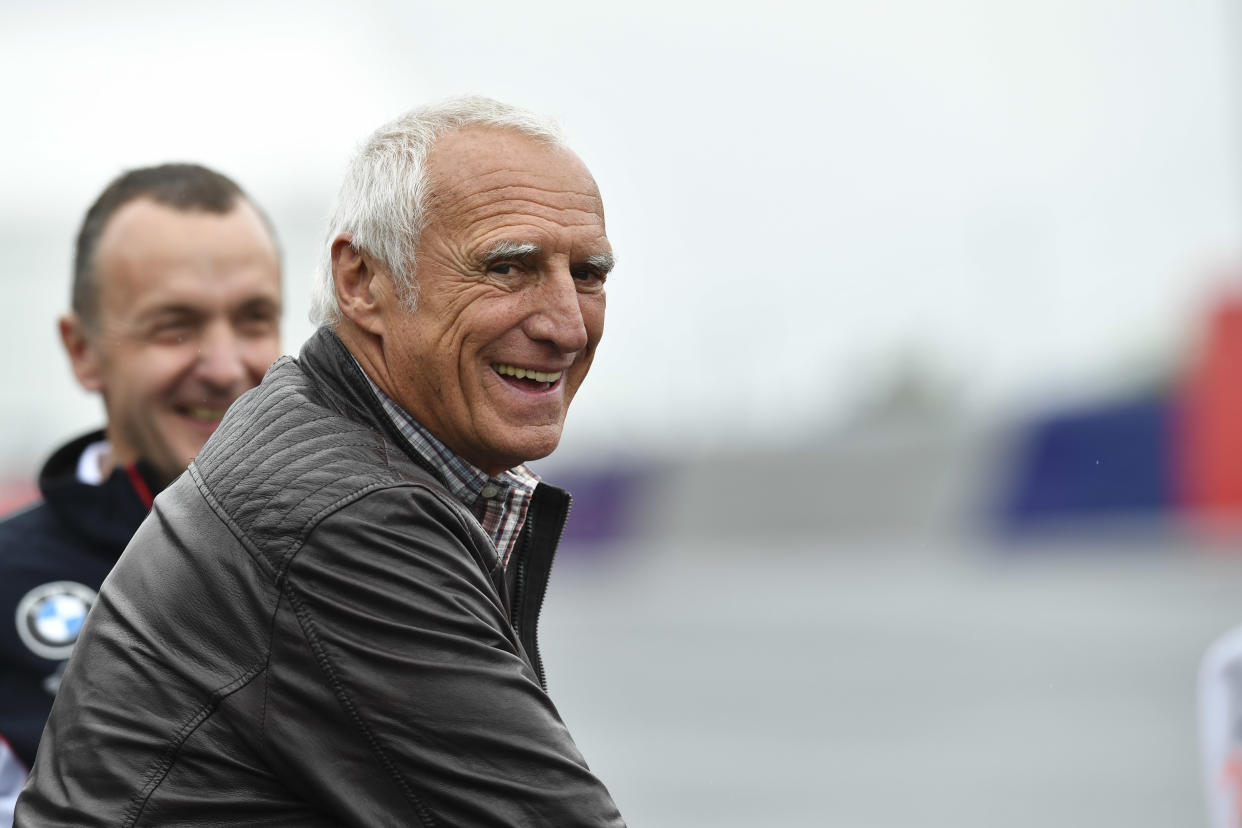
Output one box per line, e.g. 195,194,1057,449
16,98,624,826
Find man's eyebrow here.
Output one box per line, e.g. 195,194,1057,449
135,303,202,322
584,252,616,274
478,241,616,275
479,241,541,264
235,296,282,314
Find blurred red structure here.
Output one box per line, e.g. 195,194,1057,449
1177,292,1242,523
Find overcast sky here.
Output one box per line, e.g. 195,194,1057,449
1,0,1239,471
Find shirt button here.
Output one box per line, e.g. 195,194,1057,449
480,484,500,499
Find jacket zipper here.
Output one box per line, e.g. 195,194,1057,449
509,531,539,688
510,492,571,693
528,495,570,690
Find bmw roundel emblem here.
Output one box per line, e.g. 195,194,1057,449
15,581,97,660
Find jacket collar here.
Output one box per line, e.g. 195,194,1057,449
298,326,455,484
38,431,160,556
298,324,573,541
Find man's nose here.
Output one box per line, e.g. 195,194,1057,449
526,269,589,353
194,324,248,392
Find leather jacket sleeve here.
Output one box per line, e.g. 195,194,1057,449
260,484,625,827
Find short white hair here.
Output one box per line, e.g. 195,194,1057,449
310,96,566,326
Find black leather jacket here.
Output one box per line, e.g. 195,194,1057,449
17,328,625,827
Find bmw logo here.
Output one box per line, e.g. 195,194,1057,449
15,581,97,661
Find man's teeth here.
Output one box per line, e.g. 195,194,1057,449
493,364,562,383
187,407,227,422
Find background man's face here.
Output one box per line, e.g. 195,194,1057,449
76,198,282,485
379,127,612,474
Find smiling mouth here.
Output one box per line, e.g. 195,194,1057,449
177,406,230,424
493,363,563,392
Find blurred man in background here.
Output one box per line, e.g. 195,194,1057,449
17,96,624,826
0,163,282,822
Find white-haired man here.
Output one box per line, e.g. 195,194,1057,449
17,97,624,826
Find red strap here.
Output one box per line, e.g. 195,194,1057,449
124,463,155,510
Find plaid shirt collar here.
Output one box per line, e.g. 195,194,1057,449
362,372,539,567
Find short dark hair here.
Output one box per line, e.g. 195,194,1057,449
72,163,266,327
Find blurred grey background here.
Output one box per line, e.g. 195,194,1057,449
4,1,1242,825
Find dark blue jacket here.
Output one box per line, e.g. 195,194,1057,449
0,432,158,769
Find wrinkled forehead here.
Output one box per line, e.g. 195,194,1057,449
424,127,605,226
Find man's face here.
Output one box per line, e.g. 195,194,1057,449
70,198,282,486
377,127,612,475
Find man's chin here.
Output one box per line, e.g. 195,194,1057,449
160,433,215,478
498,428,564,470
462,424,562,475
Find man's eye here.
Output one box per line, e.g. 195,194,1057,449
237,314,278,335
148,321,193,343
488,262,521,277
235,303,279,331
572,268,606,288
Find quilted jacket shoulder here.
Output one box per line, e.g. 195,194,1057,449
193,354,432,573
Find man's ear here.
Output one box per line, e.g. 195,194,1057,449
332,233,390,336
58,312,103,393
